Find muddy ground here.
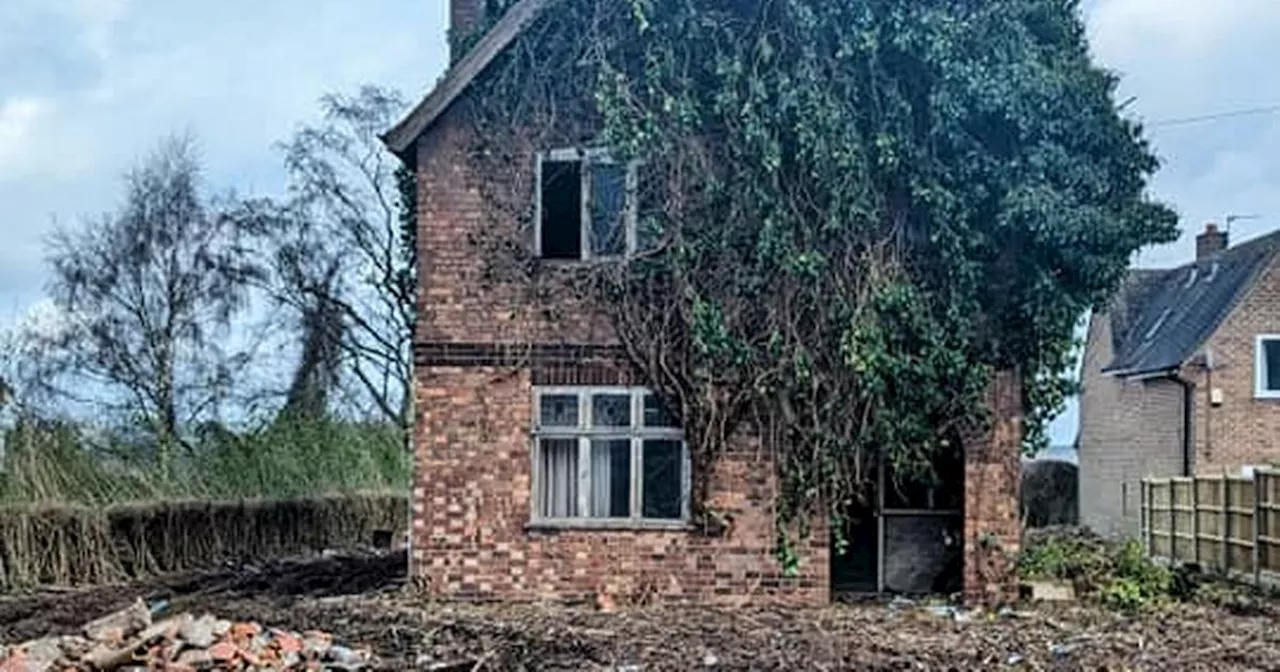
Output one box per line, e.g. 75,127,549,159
2,552,1279,670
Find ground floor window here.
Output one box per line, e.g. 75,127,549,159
532,387,689,524
1256,335,1280,398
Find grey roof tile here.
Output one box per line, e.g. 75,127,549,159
1104,230,1280,376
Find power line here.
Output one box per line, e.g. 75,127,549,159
1148,104,1280,128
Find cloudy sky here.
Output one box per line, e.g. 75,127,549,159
2,1,1278,444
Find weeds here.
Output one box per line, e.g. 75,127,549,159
0,416,409,507
1019,527,1172,612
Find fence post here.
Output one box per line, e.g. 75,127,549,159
1255,471,1265,587
1140,480,1149,555
1224,476,1232,574
1192,477,1201,565
1171,480,1179,562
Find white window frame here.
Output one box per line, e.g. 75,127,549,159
534,148,641,261
529,386,691,528
1256,334,1280,399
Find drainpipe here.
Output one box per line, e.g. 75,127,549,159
1169,372,1194,477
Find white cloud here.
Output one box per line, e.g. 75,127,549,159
61,0,132,60
1089,0,1257,58
0,97,49,176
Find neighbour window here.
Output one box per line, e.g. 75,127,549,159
1256,335,1280,398
536,149,640,261
532,387,689,523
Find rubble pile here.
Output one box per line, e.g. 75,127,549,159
0,599,373,671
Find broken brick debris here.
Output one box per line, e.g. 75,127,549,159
0,603,373,671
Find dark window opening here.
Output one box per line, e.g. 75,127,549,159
540,160,582,259
831,498,878,594
642,439,683,519
1265,339,1280,392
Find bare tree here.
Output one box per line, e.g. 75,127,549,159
44,135,261,469
255,86,415,429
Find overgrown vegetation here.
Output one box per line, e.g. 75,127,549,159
0,491,406,590
0,418,408,508
1018,528,1172,611
460,0,1178,563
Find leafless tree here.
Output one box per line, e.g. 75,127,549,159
44,135,261,469
254,86,415,430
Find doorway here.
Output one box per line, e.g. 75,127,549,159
830,497,879,593
830,450,964,597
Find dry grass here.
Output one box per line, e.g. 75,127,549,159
0,493,406,590
0,417,410,507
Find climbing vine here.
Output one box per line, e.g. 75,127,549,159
458,0,1177,563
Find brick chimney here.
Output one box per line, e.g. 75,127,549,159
450,0,485,60
1196,222,1229,260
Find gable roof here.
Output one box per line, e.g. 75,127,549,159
381,0,553,158
1102,230,1280,377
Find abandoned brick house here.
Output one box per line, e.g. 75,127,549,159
1080,223,1280,537
381,0,1022,605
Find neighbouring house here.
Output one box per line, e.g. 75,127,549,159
1079,222,1280,537
381,0,1022,606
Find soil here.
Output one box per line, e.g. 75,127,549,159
3,552,1280,670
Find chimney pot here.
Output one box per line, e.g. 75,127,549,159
1196,222,1228,261
450,0,485,61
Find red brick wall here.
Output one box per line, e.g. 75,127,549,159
962,369,1022,605
414,106,617,348
1189,255,1280,473
412,367,828,605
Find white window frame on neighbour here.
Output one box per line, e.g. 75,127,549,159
1256,334,1280,399
530,386,691,528
534,148,641,261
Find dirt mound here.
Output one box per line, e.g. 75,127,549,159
4,548,1280,669
0,550,404,643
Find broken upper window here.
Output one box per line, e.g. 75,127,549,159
883,448,963,512
536,149,640,261
1256,336,1280,398
531,387,688,523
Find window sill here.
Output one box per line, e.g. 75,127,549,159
535,256,628,268
1255,390,1280,400
525,518,694,533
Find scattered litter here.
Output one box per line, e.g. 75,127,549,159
1021,580,1076,602
887,596,916,610
922,604,974,622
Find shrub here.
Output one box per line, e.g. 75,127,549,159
1019,528,1171,611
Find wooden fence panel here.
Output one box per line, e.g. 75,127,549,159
1170,479,1196,562
1142,472,1274,585
1195,477,1224,568
1147,480,1173,559
1227,478,1255,573
1259,471,1280,575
